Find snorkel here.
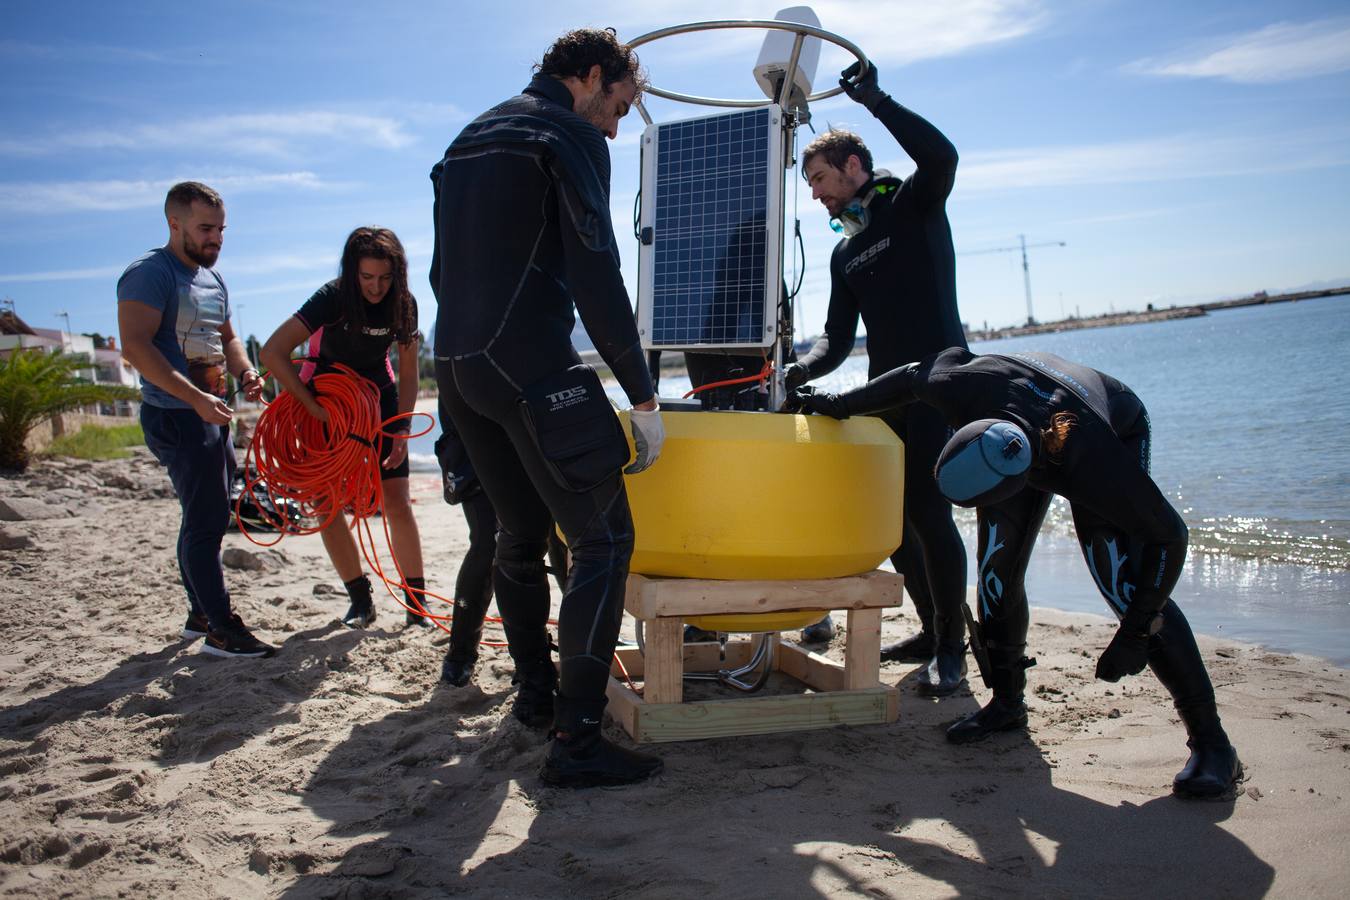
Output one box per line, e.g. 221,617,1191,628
829,170,897,237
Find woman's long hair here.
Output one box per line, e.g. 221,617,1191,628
1040,411,1078,460
336,226,416,344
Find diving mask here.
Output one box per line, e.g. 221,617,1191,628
828,173,896,238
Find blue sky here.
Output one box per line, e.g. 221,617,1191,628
2,0,1348,345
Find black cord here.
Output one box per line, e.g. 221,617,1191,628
632,188,642,241
788,219,806,300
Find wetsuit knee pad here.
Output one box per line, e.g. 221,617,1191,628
519,366,629,493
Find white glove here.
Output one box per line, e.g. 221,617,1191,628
624,406,664,474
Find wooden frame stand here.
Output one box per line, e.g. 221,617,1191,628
607,570,903,743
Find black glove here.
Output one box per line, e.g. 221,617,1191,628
1095,605,1162,682
782,363,809,392
789,386,850,419
840,60,886,112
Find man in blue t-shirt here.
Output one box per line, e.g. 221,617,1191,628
117,181,273,659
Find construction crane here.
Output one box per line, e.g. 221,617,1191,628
961,235,1066,326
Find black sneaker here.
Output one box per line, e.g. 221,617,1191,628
683,624,719,643
182,612,209,640
343,600,376,629
880,630,935,663
800,614,836,644
202,618,276,659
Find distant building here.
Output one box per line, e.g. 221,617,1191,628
0,304,139,417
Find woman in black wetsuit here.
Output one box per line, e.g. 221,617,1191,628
260,227,429,630
791,347,1241,800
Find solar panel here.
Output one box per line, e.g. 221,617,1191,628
637,106,784,350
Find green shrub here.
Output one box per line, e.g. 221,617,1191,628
0,349,140,472
45,423,145,461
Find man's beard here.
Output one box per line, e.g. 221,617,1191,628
576,86,609,131
183,232,220,267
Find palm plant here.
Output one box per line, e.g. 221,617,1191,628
0,349,139,472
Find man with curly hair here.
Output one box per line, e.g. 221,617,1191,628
431,28,663,787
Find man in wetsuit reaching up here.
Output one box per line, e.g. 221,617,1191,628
431,28,664,788
784,62,969,694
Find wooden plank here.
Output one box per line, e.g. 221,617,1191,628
642,617,684,704
775,642,846,693
612,647,645,679
625,570,904,619
844,607,883,690
611,640,758,681
632,688,896,743
605,677,641,739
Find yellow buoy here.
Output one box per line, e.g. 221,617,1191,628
616,410,903,580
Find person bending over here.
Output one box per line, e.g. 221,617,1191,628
791,347,1242,799
260,227,429,630
783,61,969,694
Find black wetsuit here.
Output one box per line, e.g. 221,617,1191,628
430,74,653,733
794,99,968,648
839,348,1223,737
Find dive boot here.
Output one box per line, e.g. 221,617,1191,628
1172,740,1243,800
880,630,935,663
916,642,968,697
440,653,478,687
404,577,431,627
510,660,557,728
947,696,1029,744
1145,603,1242,800
441,595,486,687
539,730,664,788
341,575,376,629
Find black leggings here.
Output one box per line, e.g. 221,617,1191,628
879,403,968,647
435,359,633,728
451,488,572,642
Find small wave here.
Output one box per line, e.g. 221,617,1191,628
952,503,1350,570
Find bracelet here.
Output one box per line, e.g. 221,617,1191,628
239,368,260,384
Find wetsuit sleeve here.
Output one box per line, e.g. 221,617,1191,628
555,185,655,406
794,246,859,379
294,284,341,334
428,160,444,299
1067,436,1188,614
838,362,922,416
872,98,958,209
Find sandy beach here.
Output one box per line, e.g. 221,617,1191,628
2,448,1348,898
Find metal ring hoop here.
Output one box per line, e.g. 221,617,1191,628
627,20,868,108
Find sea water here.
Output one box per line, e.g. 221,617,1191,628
408,296,1350,664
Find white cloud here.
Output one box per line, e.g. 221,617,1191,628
0,265,123,284
0,172,329,214
932,129,1350,193
0,111,415,159
602,0,1047,69
1127,17,1350,84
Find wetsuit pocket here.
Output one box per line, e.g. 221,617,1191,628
519,365,628,493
